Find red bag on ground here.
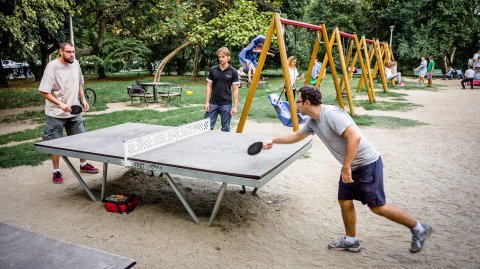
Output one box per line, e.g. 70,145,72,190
103,194,139,214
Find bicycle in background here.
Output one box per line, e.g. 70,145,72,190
83,87,96,106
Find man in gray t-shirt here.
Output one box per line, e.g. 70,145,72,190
263,86,432,254
38,41,99,184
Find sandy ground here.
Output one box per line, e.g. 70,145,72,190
0,79,479,268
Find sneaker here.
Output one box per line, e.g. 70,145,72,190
409,223,433,253
80,163,99,174
415,84,420,87
52,171,63,184
328,236,361,253
397,82,405,86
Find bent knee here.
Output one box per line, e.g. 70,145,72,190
338,200,354,209
369,204,388,215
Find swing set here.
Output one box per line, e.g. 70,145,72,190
236,11,396,133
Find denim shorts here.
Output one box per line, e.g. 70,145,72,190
42,114,86,141
338,157,385,207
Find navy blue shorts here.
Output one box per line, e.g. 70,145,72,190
338,157,386,207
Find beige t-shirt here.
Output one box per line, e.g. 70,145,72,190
38,59,84,118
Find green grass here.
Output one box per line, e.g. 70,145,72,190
353,115,427,129
0,72,428,168
0,110,45,124
358,100,422,111
0,126,44,145
0,141,50,168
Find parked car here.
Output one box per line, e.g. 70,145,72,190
2,60,20,69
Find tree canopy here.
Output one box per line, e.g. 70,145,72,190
1,0,479,85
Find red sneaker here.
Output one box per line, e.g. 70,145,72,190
80,163,99,173
53,171,63,184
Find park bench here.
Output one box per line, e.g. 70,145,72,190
157,85,183,100
127,84,153,106
413,69,444,78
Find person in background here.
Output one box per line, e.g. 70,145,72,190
283,56,304,101
415,57,427,86
263,85,433,254
205,47,239,132
472,49,480,71
461,66,475,90
310,58,322,85
426,56,435,87
38,41,99,184
384,60,403,86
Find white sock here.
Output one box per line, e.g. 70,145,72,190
53,169,60,173
80,162,87,167
411,222,425,233
344,235,357,243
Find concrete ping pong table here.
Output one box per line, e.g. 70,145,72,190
34,119,312,226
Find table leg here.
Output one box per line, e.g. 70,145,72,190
62,156,96,202
163,173,199,224
208,182,228,227
101,163,108,201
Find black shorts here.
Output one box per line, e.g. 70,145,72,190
338,157,385,207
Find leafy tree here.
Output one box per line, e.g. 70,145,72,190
382,0,480,71
0,0,74,85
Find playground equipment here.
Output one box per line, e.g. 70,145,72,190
268,94,309,127
236,11,392,133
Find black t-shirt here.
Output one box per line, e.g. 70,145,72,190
207,64,239,105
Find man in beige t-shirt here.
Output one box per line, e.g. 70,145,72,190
38,41,98,184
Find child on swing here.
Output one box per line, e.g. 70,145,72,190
238,35,274,84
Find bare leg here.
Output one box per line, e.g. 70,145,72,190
238,67,245,76
369,204,417,229
339,200,357,237
52,154,60,169
53,154,86,167
248,65,254,82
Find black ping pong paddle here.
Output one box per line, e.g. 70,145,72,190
70,105,83,115
247,141,263,155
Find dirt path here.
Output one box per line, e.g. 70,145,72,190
0,79,479,268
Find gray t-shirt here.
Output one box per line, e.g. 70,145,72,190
38,59,84,118
301,104,379,170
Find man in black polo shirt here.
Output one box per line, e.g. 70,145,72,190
205,47,240,132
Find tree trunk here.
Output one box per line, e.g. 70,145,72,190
154,40,194,82
98,65,106,78
76,11,107,58
28,61,43,82
449,46,457,67
442,55,448,73
0,62,9,88
192,44,199,80
35,43,57,81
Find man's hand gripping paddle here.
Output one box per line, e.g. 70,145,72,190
70,105,83,115
247,142,263,156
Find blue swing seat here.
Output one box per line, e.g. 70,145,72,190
268,94,309,127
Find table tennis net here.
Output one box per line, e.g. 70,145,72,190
123,119,210,163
